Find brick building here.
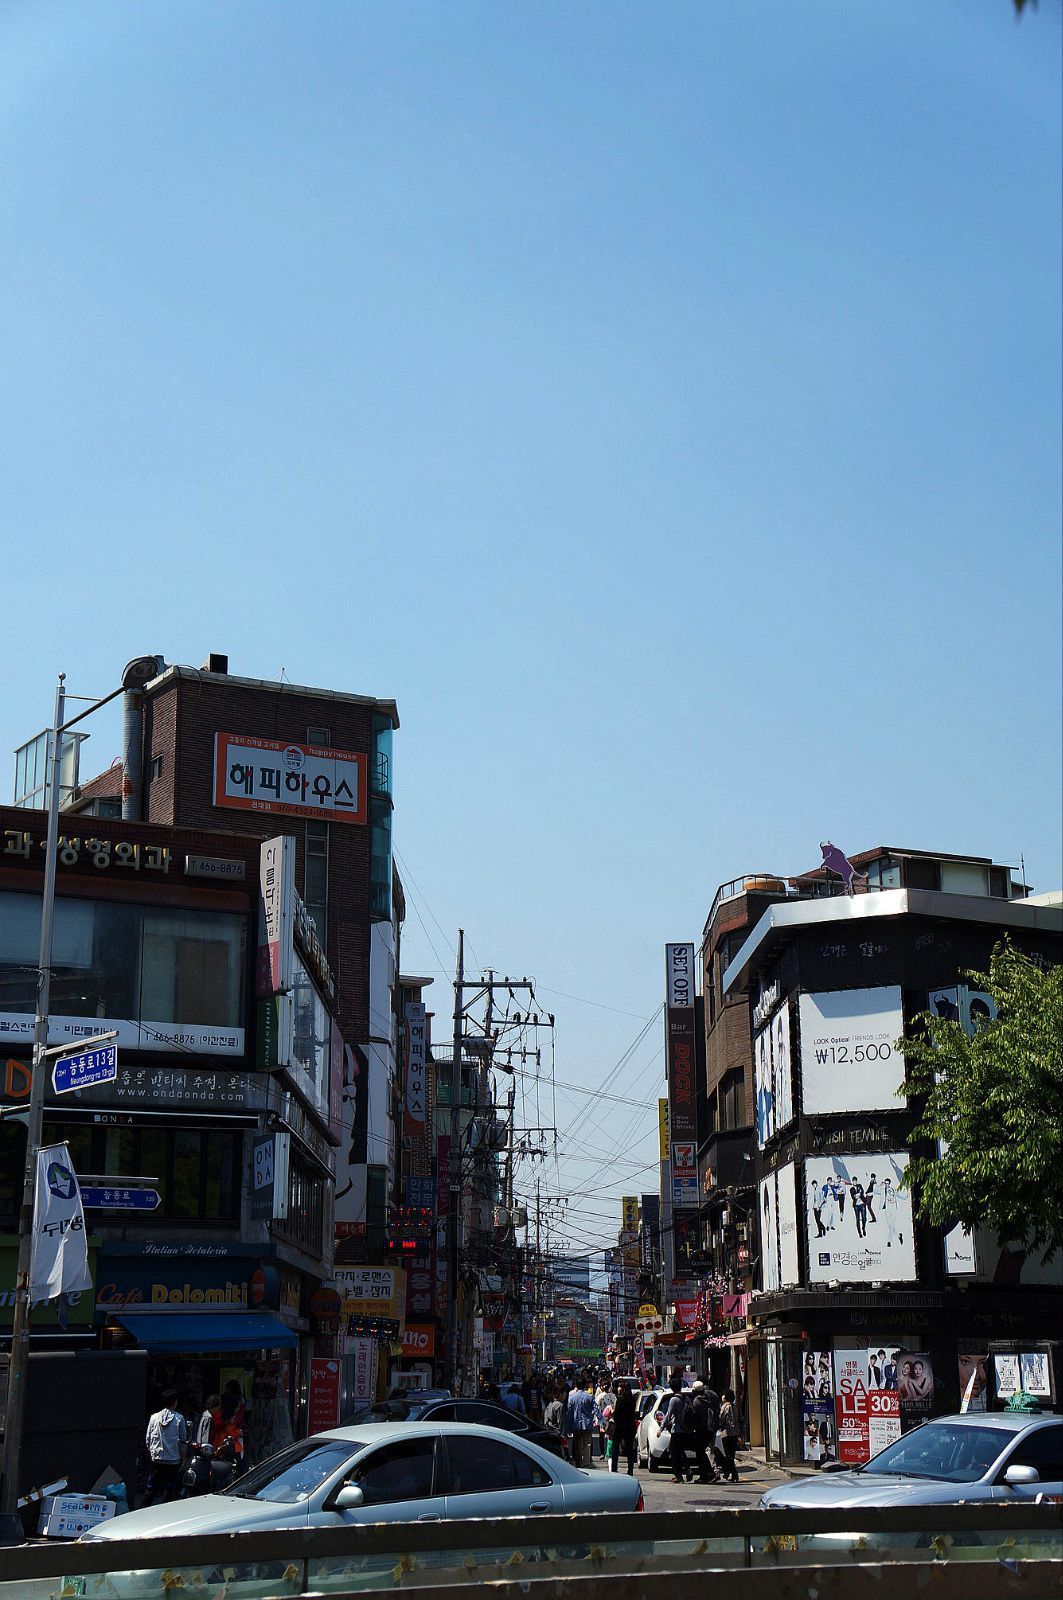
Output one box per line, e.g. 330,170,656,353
2,652,404,1450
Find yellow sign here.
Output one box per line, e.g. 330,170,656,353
638,1303,658,1318
658,1099,669,1162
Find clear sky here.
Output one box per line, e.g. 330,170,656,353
2,1,1060,1267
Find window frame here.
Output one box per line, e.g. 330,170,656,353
347,1434,441,1505
440,1432,549,1495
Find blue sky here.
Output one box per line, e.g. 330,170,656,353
2,0,1060,1262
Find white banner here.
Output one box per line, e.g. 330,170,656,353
30,1143,93,1301
799,987,904,1116
805,1152,916,1285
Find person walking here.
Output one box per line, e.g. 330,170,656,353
144,1389,188,1505
594,1376,616,1460
608,1379,638,1475
661,1375,692,1484
687,1381,721,1483
565,1376,599,1468
196,1393,221,1449
717,1389,741,1482
543,1383,565,1435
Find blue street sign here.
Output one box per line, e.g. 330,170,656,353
52,1043,118,1096
81,1186,161,1211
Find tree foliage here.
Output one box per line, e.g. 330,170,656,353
899,941,1063,1264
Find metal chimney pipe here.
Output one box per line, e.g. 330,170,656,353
120,655,164,821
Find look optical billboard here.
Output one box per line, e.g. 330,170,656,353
798,986,903,1117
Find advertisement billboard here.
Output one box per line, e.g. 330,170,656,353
805,1153,916,1284
403,1002,427,1134
214,733,368,826
754,1002,795,1149
758,1172,779,1293
799,987,904,1116
777,1161,801,1288
665,944,697,1146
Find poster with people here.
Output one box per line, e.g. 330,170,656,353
1019,1351,1052,1398
994,1353,1021,1399
865,1345,902,1455
773,1003,794,1132
804,1154,917,1284
755,1023,774,1148
957,1345,989,1413
759,1172,779,1292
802,1350,836,1465
898,1352,934,1429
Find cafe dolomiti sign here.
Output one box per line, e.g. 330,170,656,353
665,943,697,1149
214,733,368,826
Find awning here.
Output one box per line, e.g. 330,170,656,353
114,1311,298,1354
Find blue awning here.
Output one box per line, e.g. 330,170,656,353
115,1311,298,1354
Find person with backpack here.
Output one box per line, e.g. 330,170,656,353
144,1389,188,1505
687,1381,721,1483
661,1374,693,1483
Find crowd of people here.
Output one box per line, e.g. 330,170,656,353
500,1363,745,1486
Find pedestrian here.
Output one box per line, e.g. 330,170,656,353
717,1389,741,1482
144,1388,188,1505
211,1381,246,1465
196,1393,221,1448
687,1381,721,1483
608,1378,637,1476
660,1375,692,1484
594,1375,616,1459
565,1376,599,1468
543,1383,565,1435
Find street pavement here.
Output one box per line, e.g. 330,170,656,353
582,1448,800,1511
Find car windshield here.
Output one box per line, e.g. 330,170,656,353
345,1400,427,1423
225,1438,365,1502
862,1423,1009,1483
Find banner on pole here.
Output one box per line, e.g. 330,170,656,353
29,1142,92,1301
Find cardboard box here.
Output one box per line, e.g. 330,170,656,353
39,1493,116,1539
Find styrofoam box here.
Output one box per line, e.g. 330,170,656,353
39,1493,117,1539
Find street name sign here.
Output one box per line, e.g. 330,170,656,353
52,1044,118,1096
80,1186,161,1211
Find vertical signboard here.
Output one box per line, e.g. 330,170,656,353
802,1351,837,1465
657,1098,669,1162
307,1358,341,1434
257,837,296,999
403,1002,427,1135
665,943,697,1146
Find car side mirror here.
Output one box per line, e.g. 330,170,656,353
334,1483,365,1510
1004,1464,1040,1487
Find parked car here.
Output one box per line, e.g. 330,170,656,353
345,1394,567,1459
80,1422,644,1541
760,1413,1063,1509
635,1386,673,1472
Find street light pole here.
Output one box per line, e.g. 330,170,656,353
446,930,464,1396
1,675,66,1513
0,671,128,1514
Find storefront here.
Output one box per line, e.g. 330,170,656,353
96,1243,303,1464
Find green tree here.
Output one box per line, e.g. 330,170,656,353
899,941,1063,1264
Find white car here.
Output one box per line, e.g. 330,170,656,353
760,1413,1063,1510
635,1387,673,1472
81,1421,644,1541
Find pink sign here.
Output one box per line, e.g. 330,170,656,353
674,1299,700,1330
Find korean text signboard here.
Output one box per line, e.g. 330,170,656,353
257,837,295,999
403,1003,427,1134
665,944,697,1148
308,1358,341,1434
52,1044,117,1096
214,733,367,826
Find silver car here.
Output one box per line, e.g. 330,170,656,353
81,1421,644,1541
761,1412,1063,1509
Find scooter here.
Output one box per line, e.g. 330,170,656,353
179,1439,241,1497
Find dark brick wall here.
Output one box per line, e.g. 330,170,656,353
142,673,385,1046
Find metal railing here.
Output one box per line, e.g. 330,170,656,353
703,874,793,938
0,1501,1058,1598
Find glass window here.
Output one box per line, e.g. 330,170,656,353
459,1403,521,1432
369,796,393,922
446,1434,524,1494
1005,1426,1063,1482
512,1447,552,1488
171,1131,202,1218
141,908,244,1027
228,1438,361,1502
353,1437,436,1504
863,1422,1006,1482
371,715,392,798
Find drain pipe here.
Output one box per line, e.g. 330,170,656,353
121,655,164,821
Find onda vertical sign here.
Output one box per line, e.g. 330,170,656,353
665,944,697,1148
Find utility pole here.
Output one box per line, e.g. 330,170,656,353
447,930,464,1395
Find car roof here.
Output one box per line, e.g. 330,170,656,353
922,1412,1052,1433
316,1420,565,1447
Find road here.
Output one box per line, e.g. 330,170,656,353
581,1448,799,1511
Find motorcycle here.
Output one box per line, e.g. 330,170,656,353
179,1438,242,1497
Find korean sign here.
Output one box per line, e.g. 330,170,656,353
214,733,367,825
257,836,295,998
403,1003,427,1134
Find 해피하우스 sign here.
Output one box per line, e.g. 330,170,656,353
214,733,367,826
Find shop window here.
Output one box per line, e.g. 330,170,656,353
0,893,246,1032
275,1156,325,1255
36,1123,241,1223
